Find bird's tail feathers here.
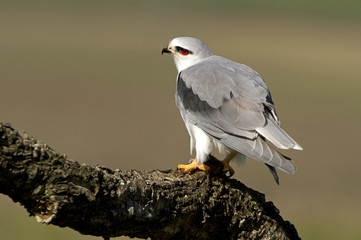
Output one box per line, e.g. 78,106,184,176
221,135,296,174
256,118,303,150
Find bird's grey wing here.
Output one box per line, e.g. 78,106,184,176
177,57,300,174
179,56,302,150
179,56,270,109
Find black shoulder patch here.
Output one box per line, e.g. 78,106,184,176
177,74,214,112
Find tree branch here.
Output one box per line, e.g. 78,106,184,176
0,123,300,240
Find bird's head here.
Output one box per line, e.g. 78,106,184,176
162,37,213,72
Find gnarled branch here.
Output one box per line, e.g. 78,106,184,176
0,123,300,239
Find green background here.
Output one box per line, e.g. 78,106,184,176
1,1,361,239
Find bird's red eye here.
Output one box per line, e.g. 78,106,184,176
181,49,189,55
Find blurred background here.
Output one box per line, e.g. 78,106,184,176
1,0,360,239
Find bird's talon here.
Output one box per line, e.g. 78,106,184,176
178,159,197,173
177,159,210,174
221,152,236,177
223,168,234,178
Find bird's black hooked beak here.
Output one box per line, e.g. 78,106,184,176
161,47,171,55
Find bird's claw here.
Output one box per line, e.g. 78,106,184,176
178,159,210,174
221,162,235,177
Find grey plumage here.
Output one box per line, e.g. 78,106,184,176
163,37,302,183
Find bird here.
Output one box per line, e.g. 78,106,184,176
161,37,302,184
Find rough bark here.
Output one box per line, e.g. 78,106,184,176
0,123,300,240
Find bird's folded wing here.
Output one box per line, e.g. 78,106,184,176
176,56,301,173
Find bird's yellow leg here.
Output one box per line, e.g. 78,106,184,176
178,158,210,173
221,152,236,176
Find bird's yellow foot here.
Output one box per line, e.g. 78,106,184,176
178,159,210,173
221,159,235,177
221,152,236,177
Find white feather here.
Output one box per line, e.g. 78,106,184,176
186,122,232,164
188,123,212,164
